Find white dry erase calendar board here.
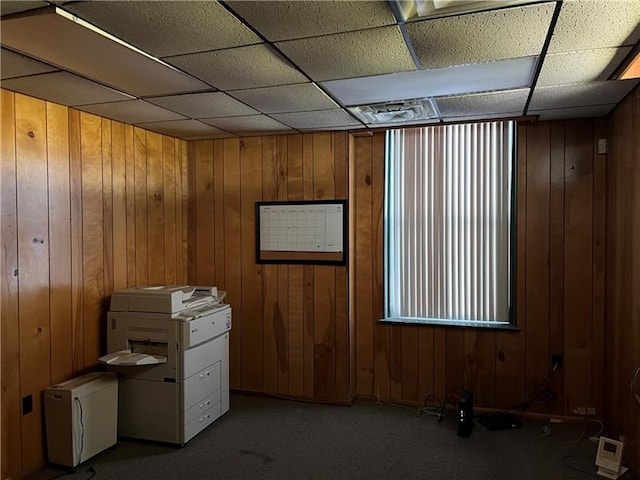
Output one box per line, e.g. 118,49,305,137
256,200,347,265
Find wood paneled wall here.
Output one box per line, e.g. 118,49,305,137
2,85,630,478
186,133,351,401
351,121,607,415
606,85,640,472
1,90,188,478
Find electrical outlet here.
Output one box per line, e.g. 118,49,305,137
551,354,563,370
22,395,33,415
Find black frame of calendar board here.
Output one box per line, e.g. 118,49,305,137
255,200,348,265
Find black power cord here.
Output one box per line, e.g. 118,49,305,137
45,467,96,480
562,455,599,478
416,393,445,422
512,365,559,411
415,387,470,423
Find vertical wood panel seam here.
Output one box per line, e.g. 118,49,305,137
522,125,528,394
45,102,53,385
591,119,596,409
96,116,103,366
99,119,105,361
560,121,567,411
5,92,23,475
238,140,243,386
146,131,151,284
175,139,180,283
162,137,167,284
79,112,85,367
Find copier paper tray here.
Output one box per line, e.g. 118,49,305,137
99,350,167,366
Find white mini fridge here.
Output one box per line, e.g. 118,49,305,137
44,372,118,467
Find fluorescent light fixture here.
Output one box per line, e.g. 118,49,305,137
0,6,210,97
53,8,169,66
392,0,538,21
322,56,537,107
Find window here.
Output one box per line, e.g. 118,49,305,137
384,121,516,328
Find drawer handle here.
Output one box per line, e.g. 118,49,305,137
206,371,210,376
199,373,204,379
205,400,210,406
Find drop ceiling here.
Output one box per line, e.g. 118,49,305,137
1,0,638,139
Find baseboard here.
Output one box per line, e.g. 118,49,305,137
230,388,354,406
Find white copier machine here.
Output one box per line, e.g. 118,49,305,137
99,285,231,445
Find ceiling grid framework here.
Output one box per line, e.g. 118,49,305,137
0,0,638,138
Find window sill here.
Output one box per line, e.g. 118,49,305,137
379,317,519,331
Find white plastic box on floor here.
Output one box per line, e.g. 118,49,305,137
44,372,118,467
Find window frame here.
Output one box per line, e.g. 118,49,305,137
381,122,519,331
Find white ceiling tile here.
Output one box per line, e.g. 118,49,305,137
548,0,640,53
0,1,46,16
530,104,617,121
405,3,555,69
229,83,338,114
529,80,638,111
137,119,229,139
183,133,239,140
237,130,299,137
226,0,396,41
63,1,262,58
238,131,300,137
146,92,259,119
358,119,440,129
322,56,537,106
77,100,186,124
276,26,416,82
1,71,133,106
436,89,530,117
200,115,294,135
311,124,367,131
1,7,211,97
441,112,523,122
271,109,361,129
166,44,307,91
1,48,59,79
537,47,633,87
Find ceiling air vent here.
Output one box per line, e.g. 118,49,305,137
349,98,439,125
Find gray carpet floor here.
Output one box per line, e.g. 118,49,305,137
30,394,608,480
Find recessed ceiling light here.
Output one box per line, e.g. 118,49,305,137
391,0,539,21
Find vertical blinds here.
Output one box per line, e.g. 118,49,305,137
385,121,514,323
